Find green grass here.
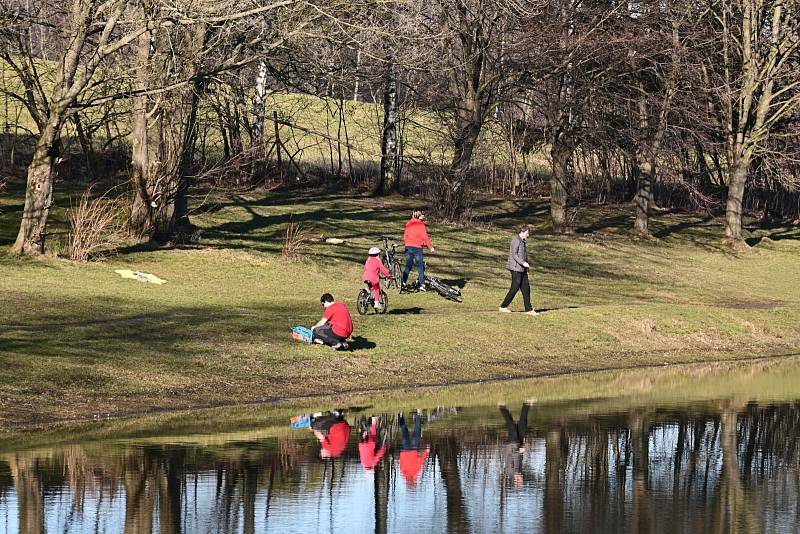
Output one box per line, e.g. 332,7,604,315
3,355,800,451
1,183,799,428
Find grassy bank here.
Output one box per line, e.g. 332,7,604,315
3,355,799,451
1,190,799,427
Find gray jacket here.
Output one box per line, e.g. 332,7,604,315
506,234,528,272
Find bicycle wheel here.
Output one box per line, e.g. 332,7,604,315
392,262,403,292
357,289,370,315
377,290,389,314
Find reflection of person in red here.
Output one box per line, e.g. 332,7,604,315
311,412,351,459
358,416,387,470
398,412,430,488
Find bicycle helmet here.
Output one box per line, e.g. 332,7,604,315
368,247,381,255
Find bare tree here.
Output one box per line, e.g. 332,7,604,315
703,0,800,243
1,0,148,254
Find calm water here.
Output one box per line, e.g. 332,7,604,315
1,364,800,533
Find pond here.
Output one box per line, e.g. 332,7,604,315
1,357,799,533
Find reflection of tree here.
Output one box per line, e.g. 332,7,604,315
629,414,653,534
123,450,156,534
715,406,757,534
2,402,800,532
543,427,568,534
437,435,470,534
158,449,185,534
9,453,44,534
374,460,389,534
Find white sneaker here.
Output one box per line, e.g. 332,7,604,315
499,307,511,313
525,310,539,316
374,303,384,312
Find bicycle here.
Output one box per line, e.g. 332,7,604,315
379,236,403,293
424,275,463,302
357,280,389,315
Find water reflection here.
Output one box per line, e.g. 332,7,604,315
1,401,799,533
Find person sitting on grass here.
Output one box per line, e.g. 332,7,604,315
311,411,351,459
312,293,353,350
402,210,435,291
363,247,392,311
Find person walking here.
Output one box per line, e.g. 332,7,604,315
402,210,434,291
499,225,537,315
311,293,353,350
499,402,531,488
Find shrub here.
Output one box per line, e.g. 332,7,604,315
68,187,126,262
281,220,311,261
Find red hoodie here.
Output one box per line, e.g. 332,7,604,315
320,421,351,458
358,425,387,470
403,218,433,249
362,256,392,285
399,448,430,487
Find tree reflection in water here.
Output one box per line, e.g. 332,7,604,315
0,402,798,533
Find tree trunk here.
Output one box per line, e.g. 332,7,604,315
725,158,749,242
253,60,268,147
550,138,571,233
377,58,398,195
129,28,155,237
165,76,203,241
11,123,59,254
633,155,655,235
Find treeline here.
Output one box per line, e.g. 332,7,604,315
1,0,799,256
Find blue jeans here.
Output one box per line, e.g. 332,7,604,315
399,414,422,450
402,246,425,285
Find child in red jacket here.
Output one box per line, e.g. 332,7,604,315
363,247,392,309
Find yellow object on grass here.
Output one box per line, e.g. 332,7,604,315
115,270,167,285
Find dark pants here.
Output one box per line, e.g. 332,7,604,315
313,323,347,347
402,246,425,285
312,414,343,433
500,404,529,445
399,414,422,450
500,270,532,311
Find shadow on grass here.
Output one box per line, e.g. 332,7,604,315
387,307,424,315
349,336,376,350
652,214,716,239
441,278,468,289
537,305,581,313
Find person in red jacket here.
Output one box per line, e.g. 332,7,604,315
358,416,387,470
363,247,392,311
402,210,435,291
311,293,353,350
311,411,351,459
398,412,430,488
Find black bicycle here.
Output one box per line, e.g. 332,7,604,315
380,236,403,293
357,280,389,315
425,275,463,302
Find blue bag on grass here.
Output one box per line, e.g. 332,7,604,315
290,414,311,428
292,326,314,344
